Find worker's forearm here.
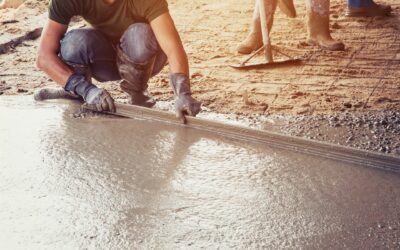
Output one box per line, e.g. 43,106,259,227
37,53,73,87
166,49,189,77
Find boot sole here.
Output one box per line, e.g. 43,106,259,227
237,45,263,55
346,12,391,17
306,39,345,51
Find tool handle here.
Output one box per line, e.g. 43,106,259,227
258,0,273,63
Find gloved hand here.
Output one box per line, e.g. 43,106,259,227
174,94,201,118
64,74,116,113
170,73,201,119
83,88,116,113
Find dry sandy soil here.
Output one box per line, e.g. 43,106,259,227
1,0,399,154
1,0,399,115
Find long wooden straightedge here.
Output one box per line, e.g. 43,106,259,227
91,103,400,173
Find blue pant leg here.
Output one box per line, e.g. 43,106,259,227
348,0,374,8
60,28,121,82
120,23,167,77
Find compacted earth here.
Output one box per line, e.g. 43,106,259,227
1,0,399,155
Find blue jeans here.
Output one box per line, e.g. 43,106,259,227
59,23,167,83
348,0,374,8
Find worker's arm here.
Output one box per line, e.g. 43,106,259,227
36,19,115,112
150,13,201,118
36,19,73,86
150,12,189,75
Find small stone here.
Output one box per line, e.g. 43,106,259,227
191,72,203,79
354,102,363,108
346,136,354,143
378,223,384,229
296,107,310,115
344,102,352,108
332,22,341,29
330,116,339,122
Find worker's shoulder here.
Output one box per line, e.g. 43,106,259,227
49,0,91,14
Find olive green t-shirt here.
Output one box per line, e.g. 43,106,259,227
48,0,169,44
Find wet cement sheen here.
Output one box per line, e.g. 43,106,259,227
1,96,400,249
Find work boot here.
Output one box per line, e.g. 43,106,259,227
119,80,155,107
346,3,391,17
237,31,263,55
306,0,345,51
116,45,156,108
237,0,275,55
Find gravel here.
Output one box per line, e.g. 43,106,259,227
261,110,400,156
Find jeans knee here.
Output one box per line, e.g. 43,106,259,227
60,29,111,65
120,23,160,63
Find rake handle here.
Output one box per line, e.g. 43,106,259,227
258,0,273,63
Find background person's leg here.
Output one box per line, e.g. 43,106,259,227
236,1,263,55
60,28,121,82
236,0,277,55
305,0,344,51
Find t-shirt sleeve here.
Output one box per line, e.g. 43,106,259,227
141,0,169,22
48,0,77,25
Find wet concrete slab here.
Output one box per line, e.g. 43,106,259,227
1,96,400,249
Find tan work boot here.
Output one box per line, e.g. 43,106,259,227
237,31,263,55
306,0,345,51
237,0,276,55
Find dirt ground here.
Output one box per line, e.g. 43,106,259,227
1,0,399,154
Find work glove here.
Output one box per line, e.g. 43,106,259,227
64,74,116,113
170,73,201,119
83,88,116,113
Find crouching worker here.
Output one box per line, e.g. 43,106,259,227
36,0,201,118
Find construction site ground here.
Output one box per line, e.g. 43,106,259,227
1,0,399,155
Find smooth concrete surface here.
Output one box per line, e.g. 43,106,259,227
1,96,400,249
